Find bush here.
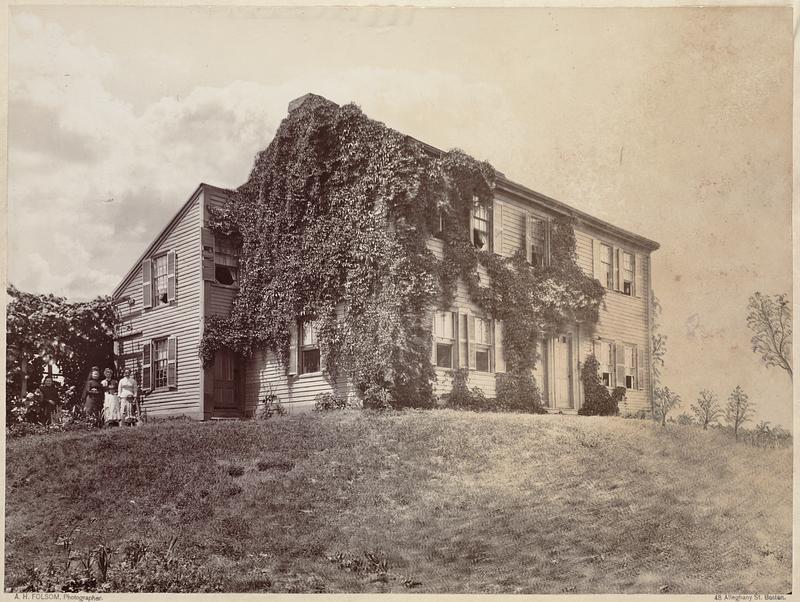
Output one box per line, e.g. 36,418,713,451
313,392,349,412
577,355,622,416
495,371,547,413
444,368,491,411
255,389,286,419
361,386,393,410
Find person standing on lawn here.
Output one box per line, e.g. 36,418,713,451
102,367,121,427
117,368,138,426
82,366,104,426
38,375,60,424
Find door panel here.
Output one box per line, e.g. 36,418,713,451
553,334,574,409
213,350,239,414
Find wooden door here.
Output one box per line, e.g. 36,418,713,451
213,350,240,416
553,334,574,409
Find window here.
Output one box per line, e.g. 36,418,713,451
152,255,169,307
624,344,636,389
595,340,613,387
473,316,492,372
300,320,320,374
432,311,455,368
599,244,613,289
215,236,239,286
529,217,546,267
622,252,634,296
153,338,169,388
472,202,489,249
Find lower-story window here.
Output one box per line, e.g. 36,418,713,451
471,315,492,372
594,339,613,387
624,344,637,389
300,320,321,374
153,338,169,388
433,311,456,368
141,336,177,390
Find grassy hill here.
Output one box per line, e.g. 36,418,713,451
5,410,792,593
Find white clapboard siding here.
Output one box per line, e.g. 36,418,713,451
208,284,236,317
114,193,203,419
244,348,353,414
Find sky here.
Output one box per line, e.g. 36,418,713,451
6,6,793,428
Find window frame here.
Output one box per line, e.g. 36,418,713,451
624,343,637,389
599,243,613,289
595,339,614,387
299,319,321,375
432,310,456,369
529,215,547,267
151,254,170,307
472,202,490,250
152,338,169,389
472,315,493,373
214,235,239,287
622,251,635,296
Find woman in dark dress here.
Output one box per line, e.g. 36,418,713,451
82,366,104,426
39,375,60,423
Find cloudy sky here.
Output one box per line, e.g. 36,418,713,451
7,6,793,427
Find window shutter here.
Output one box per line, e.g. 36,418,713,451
494,319,505,373
287,322,298,376
141,341,152,389
468,315,476,369
451,312,460,367
142,259,152,309
167,336,177,388
430,312,438,365
637,347,645,390
614,248,621,291
493,203,503,255
458,313,469,368
525,213,532,263
201,228,216,281
544,218,552,267
167,251,177,303
469,208,475,246
592,239,601,280
615,341,626,387
634,253,643,298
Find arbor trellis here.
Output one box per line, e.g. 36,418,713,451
6,285,116,401
199,97,605,408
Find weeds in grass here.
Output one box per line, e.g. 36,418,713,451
227,464,245,477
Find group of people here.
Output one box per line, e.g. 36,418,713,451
82,366,139,427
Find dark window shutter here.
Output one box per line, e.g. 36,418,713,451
142,259,152,309
634,253,643,298
494,319,505,373
492,203,503,255
544,218,552,266
167,336,177,388
525,213,532,263
167,251,177,302
141,341,152,389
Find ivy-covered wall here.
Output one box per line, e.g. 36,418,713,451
200,96,605,408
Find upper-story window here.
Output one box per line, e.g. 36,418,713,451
529,217,547,267
215,236,239,286
300,320,321,374
472,203,489,249
622,251,634,296
152,254,170,307
599,244,613,289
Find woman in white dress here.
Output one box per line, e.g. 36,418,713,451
117,368,138,425
101,367,121,427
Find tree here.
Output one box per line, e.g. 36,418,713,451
6,285,116,401
650,290,667,387
746,292,792,379
653,385,681,427
724,385,755,441
690,389,722,430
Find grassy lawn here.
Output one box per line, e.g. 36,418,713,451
5,410,792,593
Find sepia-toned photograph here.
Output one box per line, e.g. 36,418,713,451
4,4,793,595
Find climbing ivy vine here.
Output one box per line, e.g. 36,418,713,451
199,96,605,408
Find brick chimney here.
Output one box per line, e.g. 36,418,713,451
287,93,336,113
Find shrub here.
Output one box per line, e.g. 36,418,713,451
653,385,681,426
361,386,393,410
495,371,547,413
313,392,349,412
676,413,694,426
577,355,622,416
255,389,286,419
444,368,490,411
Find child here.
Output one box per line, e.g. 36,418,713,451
117,368,138,426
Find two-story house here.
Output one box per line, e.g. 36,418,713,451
112,94,659,420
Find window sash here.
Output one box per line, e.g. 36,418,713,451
152,255,169,306
153,339,169,388
599,244,613,288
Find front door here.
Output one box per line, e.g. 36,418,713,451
553,334,574,409
212,350,240,417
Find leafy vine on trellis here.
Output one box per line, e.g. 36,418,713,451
199,96,605,407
